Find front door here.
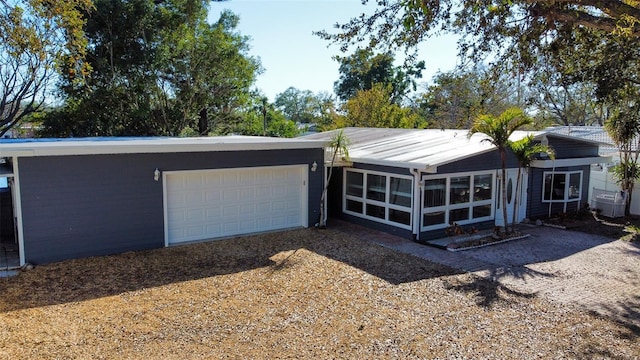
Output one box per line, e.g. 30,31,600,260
495,168,527,227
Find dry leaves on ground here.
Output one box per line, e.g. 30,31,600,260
0,228,638,359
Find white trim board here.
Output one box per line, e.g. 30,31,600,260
0,136,327,157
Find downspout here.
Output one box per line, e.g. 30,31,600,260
323,163,328,225
12,157,25,267
411,168,421,242
549,159,556,218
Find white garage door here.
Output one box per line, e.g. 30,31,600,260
165,165,308,245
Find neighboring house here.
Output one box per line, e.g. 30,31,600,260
0,136,326,267
544,126,640,215
303,128,609,242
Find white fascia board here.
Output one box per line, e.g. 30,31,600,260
348,156,438,173
531,156,612,168
0,138,328,157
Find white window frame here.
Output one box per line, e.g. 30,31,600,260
343,168,413,230
421,171,495,232
542,171,583,203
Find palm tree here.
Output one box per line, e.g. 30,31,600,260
468,107,533,235
604,108,640,216
318,129,350,228
510,135,555,227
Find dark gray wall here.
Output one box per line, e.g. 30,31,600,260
546,136,599,159
436,149,519,174
526,165,590,220
18,148,323,264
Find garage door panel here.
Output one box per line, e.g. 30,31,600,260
166,166,307,244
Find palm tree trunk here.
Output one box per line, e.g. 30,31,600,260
500,150,509,234
511,167,522,227
318,150,338,228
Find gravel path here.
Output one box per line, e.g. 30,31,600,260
336,221,640,329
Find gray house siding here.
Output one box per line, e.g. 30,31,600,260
435,149,519,174
546,137,599,158
526,165,591,220
19,148,323,264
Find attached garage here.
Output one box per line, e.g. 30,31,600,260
165,165,308,245
0,136,326,266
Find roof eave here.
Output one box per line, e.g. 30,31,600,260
531,156,612,168
0,139,328,157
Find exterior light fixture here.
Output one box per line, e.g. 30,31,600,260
311,161,317,172
154,168,160,181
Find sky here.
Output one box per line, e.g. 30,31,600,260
208,0,461,101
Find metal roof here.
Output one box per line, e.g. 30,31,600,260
0,135,327,157
302,127,606,171
542,126,623,154
302,128,546,171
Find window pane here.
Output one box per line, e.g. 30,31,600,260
569,172,581,199
473,205,492,218
423,211,445,226
366,204,385,219
473,174,492,201
367,174,386,202
346,199,363,213
544,173,567,200
423,178,446,208
389,209,411,225
346,171,363,197
390,177,412,207
450,176,470,204
450,208,469,222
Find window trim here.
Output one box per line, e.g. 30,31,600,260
542,171,583,203
421,171,495,232
343,168,413,230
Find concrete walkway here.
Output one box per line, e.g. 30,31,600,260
333,220,640,329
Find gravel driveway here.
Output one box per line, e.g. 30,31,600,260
337,221,640,329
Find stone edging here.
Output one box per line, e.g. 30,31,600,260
446,233,532,252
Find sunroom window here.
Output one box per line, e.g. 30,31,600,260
421,171,494,231
343,169,413,229
543,171,582,202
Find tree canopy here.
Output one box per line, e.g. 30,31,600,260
333,48,424,104
317,1,640,68
1,0,93,136
339,83,425,129
38,0,261,137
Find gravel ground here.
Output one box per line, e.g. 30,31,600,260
0,228,638,359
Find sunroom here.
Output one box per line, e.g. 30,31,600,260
303,127,608,242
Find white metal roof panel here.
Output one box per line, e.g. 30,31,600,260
0,135,328,157
302,127,594,170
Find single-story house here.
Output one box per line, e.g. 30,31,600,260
302,128,610,242
0,136,326,266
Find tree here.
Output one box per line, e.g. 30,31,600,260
318,129,350,228
317,1,640,67
510,135,554,226
274,87,321,124
417,67,521,129
334,49,424,104
238,94,299,138
165,9,261,136
469,107,533,235
38,1,260,137
605,105,640,216
1,0,93,136
340,83,425,129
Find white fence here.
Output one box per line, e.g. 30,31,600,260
589,164,640,215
